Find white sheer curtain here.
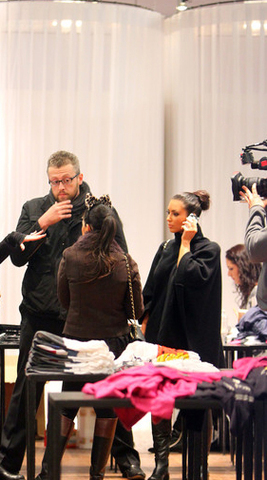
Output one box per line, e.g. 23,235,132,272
2,0,267,331
0,2,164,324
164,2,267,327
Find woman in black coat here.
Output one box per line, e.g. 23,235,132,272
141,190,224,480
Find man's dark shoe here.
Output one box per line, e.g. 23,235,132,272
0,465,25,480
121,465,146,480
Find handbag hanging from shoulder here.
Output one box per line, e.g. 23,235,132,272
124,254,145,342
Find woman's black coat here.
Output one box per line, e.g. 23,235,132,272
142,226,225,368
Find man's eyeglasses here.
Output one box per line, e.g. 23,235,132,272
49,173,79,187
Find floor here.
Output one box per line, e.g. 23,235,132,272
23,444,236,480
21,413,237,480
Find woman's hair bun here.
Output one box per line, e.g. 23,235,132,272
193,190,210,211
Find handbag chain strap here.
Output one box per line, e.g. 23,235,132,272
124,253,136,320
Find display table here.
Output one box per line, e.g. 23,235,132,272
0,340,20,432
222,344,267,468
223,344,267,368
47,391,223,480
26,355,267,480
25,372,106,480
47,391,267,480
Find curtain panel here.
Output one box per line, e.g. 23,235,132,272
1,1,267,329
164,3,267,327
0,2,164,324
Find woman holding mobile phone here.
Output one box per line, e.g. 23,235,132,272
140,190,224,480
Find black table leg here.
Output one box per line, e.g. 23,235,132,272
26,378,37,480
48,396,61,480
263,400,267,480
188,428,194,480
0,349,4,433
181,413,187,480
243,411,254,480
236,431,243,480
253,400,263,480
201,410,208,480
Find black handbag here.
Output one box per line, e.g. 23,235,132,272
124,253,145,342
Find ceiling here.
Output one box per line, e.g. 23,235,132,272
0,0,259,17
95,0,257,17
101,0,178,16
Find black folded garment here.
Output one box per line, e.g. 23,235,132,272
193,377,254,436
237,305,267,342
25,330,114,375
26,330,80,374
0,324,20,343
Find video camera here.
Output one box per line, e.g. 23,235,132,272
231,140,267,201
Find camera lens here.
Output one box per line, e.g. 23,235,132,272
231,172,267,201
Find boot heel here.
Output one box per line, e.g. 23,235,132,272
147,470,169,480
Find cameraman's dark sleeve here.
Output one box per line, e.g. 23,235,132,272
112,207,128,253
245,205,267,263
0,232,25,264
10,203,46,267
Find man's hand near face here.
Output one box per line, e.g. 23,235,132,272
38,200,73,231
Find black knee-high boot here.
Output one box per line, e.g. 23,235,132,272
90,417,118,480
35,415,74,480
148,419,171,480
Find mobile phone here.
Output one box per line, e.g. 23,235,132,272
187,213,199,223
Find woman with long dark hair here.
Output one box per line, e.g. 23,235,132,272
225,243,261,309
36,194,144,480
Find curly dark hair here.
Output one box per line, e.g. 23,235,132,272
226,244,262,308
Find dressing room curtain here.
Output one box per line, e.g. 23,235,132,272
0,2,164,324
164,2,267,326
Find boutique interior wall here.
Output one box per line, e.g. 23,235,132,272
0,1,267,331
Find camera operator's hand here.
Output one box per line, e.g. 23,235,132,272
240,184,265,209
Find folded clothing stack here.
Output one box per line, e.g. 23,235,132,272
114,340,201,371
154,345,219,372
156,345,190,362
26,330,115,375
0,324,21,343
114,341,158,370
